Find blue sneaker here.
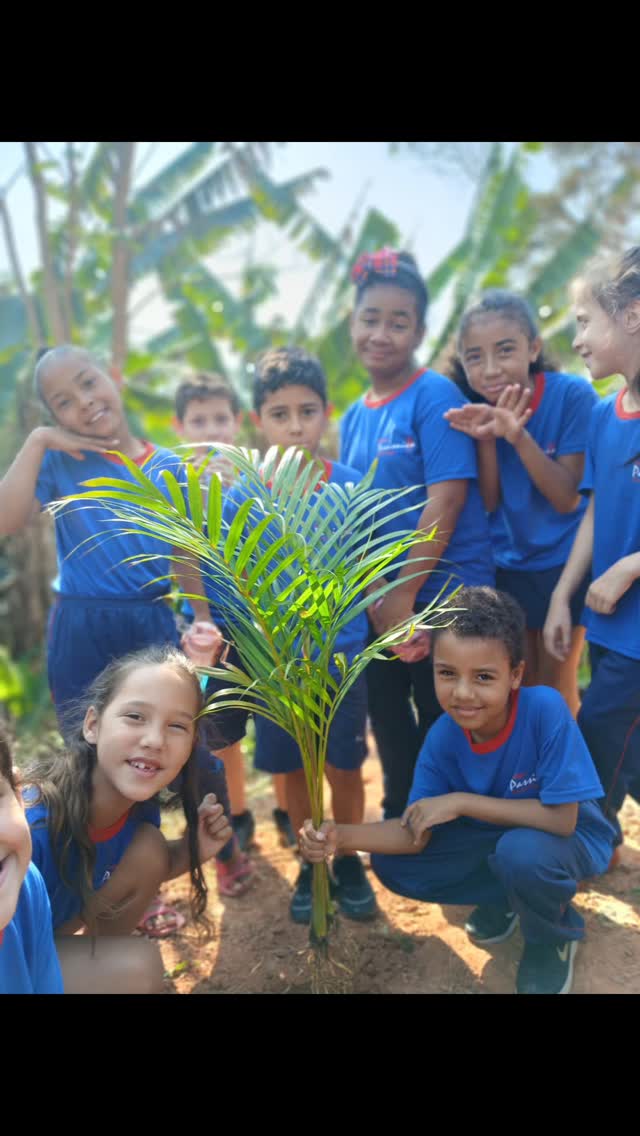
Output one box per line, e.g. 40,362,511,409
331,855,377,921
290,863,313,924
516,940,578,995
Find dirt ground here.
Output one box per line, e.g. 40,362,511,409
157,741,640,995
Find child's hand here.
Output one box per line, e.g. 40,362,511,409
180,621,224,666
393,630,431,663
490,385,534,445
35,424,121,461
197,793,233,862
444,404,495,439
371,590,415,636
543,595,572,661
201,454,235,489
586,560,635,615
299,819,338,863
401,795,460,843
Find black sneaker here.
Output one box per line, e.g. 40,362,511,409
231,810,255,852
273,807,297,848
331,855,378,921
290,863,313,924
516,940,578,995
465,905,519,944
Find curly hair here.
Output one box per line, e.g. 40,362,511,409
175,373,241,421
22,645,210,933
252,346,328,413
431,586,526,667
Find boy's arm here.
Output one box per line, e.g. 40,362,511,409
454,793,578,837
300,817,432,860
171,549,215,623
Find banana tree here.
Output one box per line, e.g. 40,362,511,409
55,445,460,964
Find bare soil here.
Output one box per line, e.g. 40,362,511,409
157,743,640,995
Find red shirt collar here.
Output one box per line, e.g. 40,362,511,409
528,372,546,415
615,387,640,420
105,441,156,467
88,809,131,843
363,369,425,408
464,690,520,754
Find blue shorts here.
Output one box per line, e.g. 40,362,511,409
254,675,368,775
199,637,250,751
496,565,590,630
47,593,180,732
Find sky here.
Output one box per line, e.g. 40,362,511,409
0,141,484,354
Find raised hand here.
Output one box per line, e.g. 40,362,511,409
35,424,121,461
490,384,534,444
197,793,233,861
444,403,495,439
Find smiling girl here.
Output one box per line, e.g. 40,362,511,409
444,291,597,714
22,645,231,994
544,248,640,856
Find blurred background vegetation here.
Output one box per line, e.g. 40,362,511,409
2,140,638,729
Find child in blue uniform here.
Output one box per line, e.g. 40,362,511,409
301,587,615,995
175,373,295,870
0,345,217,726
544,247,640,854
340,248,494,819
231,345,377,923
445,290,597,715
0,721,63,995
23,644,232,994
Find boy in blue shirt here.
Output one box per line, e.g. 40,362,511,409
301,587,615,995
174,373,296,862
0,722,63,995
236,346,377,924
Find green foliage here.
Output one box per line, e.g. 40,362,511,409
58,444,459,948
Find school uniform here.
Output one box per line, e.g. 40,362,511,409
491,372,597,628
340,369,495,817
27,797,161,930
576,390,640,840
372,686,615,944
35,443,184,723
0,863,63,994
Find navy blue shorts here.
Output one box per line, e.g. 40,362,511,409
578,642,640,843
47,593,180,733
496,565,590,630
253,675,368,775
199,638,250,751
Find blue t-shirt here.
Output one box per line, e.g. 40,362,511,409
490,372,598,570
580,390,640,660
409,685,614,873
27,797,161,929
223,459,368,666
0,863,63,994
340,370,494,606
35,443,184,599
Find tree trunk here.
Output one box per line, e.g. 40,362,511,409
0,195,44,348
24,141,67,342
111,142,136,370
60,141,79,341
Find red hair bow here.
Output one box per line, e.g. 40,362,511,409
351,247,399,285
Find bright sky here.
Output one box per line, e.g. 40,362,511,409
0,141,481,353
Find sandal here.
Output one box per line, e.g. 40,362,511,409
137,897,187,939
215,852,254,898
